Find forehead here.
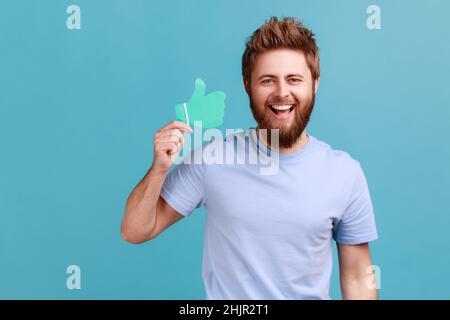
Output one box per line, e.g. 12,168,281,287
252,48,311,79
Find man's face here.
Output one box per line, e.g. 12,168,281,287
245,49,319,148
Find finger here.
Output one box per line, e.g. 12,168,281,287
155,142,179,154
209,102,225,118
207,91,226,101
156,134,184,146
156,128,184,142
155,134,183,148
159,120,192,133
168,142,181,155
191,78,206,98
158,120,193,133
168,144,179,155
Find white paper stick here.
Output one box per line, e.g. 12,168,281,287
183,102,189,126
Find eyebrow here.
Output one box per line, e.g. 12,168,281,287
257,73,304,81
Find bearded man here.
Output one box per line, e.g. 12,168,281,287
121,17,378,300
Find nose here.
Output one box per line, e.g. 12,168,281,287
274,80,290,98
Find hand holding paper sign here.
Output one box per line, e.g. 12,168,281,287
152,121,192,173
175,79,226,128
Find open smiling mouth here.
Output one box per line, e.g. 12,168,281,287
268,104,295,120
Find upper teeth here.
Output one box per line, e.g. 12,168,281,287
271,105,293,110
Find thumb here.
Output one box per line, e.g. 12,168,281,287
191,78,206,98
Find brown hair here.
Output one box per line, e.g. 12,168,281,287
242,17,320,85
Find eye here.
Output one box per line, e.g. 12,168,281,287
261,79,273,84
289,78,302,84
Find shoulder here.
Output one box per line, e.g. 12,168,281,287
311,135,362,175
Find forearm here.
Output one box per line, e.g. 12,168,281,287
121,167,167,242
341,274,378,300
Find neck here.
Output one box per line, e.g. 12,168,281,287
256,127,309,154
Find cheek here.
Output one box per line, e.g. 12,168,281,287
293,86,312,102
252,86,271,106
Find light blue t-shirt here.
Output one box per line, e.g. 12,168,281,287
160,129,378,300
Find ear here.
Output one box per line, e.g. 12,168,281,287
243,78,250,95
314,77,320,95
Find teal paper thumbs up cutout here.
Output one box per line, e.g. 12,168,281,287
175,79,226,128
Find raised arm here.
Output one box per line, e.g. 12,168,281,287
121,121,192,244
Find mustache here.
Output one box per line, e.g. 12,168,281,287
249,92,316,149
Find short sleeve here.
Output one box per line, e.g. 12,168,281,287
333,162,378,244
160,146,206,217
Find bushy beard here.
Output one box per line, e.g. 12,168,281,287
249,87,316,149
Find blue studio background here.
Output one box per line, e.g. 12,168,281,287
1,0,449,299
